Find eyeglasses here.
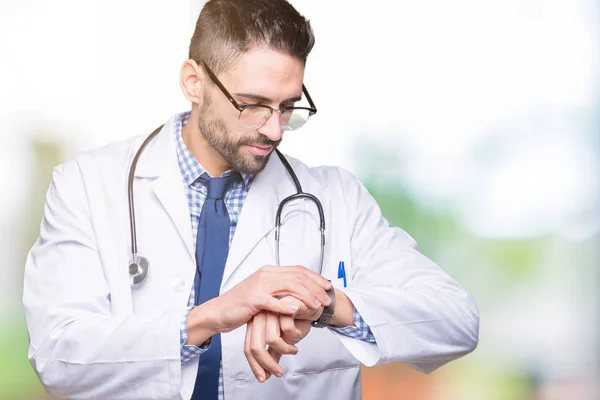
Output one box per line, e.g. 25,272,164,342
199,61,317,131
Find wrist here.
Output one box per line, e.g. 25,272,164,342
186,301,220,346
330,289,354,328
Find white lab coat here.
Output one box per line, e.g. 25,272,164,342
23,114,479,400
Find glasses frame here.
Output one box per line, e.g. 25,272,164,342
198,61,318,130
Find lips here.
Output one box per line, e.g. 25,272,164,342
245,144,273,156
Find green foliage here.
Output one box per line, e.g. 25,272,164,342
0,320,46,399
365,181,460,260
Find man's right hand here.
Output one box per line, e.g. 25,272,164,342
186,265,332,346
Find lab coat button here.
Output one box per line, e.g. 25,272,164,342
172,278,185,292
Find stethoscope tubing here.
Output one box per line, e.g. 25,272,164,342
127,126,326,286
128,125,164,259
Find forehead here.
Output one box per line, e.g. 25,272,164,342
219,47,305,101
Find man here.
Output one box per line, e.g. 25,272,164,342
23,1,479,399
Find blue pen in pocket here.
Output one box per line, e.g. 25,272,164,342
337,261,347,288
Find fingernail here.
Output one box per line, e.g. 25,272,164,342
258,375,265,383
275,371,283,378
288,305,299,313
323,296,332,306
313,298,322,308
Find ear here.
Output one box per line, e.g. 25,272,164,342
179,60,206,105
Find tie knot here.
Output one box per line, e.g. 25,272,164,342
206,177,233,199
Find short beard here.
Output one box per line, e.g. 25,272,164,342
198,93,280,175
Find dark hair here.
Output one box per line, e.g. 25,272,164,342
189,0,315,74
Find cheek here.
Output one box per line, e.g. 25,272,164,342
214,104,244,137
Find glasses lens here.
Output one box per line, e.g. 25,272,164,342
239,106,312,131
239,106,271,130
281,109,311,131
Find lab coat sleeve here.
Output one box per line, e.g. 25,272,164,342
332,169,479,374
23,161,183,400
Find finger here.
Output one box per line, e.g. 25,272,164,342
295,304,323,321
257,268,327,311
299,267,333,290
269,276,327,310
264,346,284,381
268,347,283,364
263,265,332,289
266,312,298,355
244,318,267,383
280,314,302,344
297,274,333,307
279,295,319,321
250,312,283,379
259,296,302,315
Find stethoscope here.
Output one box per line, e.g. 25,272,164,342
128,125,325,287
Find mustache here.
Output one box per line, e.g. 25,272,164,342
238,136,281,148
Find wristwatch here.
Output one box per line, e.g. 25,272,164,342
312,286,336,328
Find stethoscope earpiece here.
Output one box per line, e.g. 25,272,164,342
129,255,150,286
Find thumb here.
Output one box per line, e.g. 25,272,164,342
263,297,300,315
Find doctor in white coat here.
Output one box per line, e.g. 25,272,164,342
23,0,479,399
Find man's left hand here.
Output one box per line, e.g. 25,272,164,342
243,296,318,382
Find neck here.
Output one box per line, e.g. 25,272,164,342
182,108,230,177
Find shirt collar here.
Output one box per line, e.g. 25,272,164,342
174,111,253,189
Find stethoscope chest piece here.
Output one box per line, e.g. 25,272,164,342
129,255,150,286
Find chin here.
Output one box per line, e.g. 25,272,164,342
233,153,271,175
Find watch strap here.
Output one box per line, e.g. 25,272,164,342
312,285,336,328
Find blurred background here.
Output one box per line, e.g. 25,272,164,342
1,0,598,399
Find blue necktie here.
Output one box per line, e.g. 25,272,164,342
191,176,234,400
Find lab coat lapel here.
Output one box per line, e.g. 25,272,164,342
221,153,295,287
134,116,194,262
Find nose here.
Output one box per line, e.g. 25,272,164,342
257,112,283,142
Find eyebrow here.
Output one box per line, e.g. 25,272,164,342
233,92,302,104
